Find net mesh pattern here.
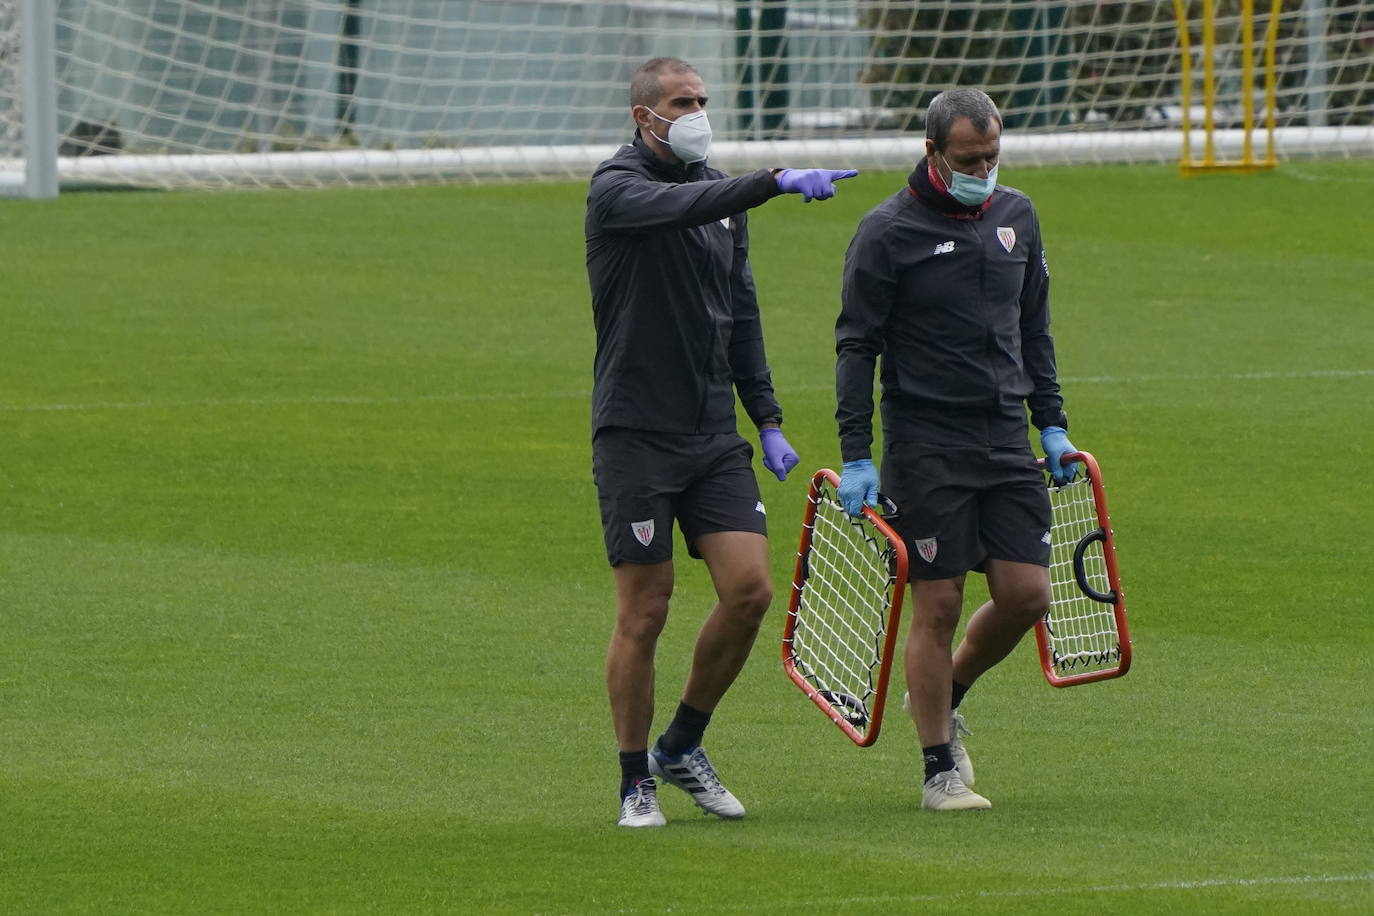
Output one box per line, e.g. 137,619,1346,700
1045,476,1124,674
2,1,1372,189
787,479,899,737
0,4,17,156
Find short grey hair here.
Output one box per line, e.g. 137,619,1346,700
925,88,1003,150
630,57,699,108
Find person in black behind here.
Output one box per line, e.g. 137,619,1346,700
586,57,857,827
835,88,1083,811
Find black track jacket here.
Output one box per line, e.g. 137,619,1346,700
836,159,1068,462
587,136,784,436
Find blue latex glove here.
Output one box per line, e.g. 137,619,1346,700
838,459,879,517
760,428,799,481
775,168,860,202
1040,426,1080,484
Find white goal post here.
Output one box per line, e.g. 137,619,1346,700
2,1,1372,195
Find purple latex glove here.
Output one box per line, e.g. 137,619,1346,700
760,428,800,481
775,168,860,202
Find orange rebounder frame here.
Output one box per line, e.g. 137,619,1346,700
1036,451,1133,686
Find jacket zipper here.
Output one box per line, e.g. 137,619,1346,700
971,221,1001,409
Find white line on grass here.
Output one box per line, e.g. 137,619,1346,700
0,391,569,413
545,872,1374,915
1,369,1371,413
1286,167,1374,184
1066,368,1374,384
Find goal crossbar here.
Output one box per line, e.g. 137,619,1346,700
3,126,1370,193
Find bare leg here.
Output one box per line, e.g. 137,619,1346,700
952,559,1051,688
904,575,966,748
607,560,674,752
680,531,774,712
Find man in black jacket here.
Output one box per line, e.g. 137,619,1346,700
834,88,1082,811
587,57,856,828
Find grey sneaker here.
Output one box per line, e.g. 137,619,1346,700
922,769,992,811
617,777,666,828
902,692,976,788
649,745,745,819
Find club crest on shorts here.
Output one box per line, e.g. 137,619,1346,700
631,519,655,547
914,537,938,563
997,226,1016,253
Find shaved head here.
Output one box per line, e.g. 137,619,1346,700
630,57,700,108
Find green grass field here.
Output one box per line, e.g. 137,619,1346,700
3,159,1373,914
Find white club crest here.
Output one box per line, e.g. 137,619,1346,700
631,519,655,547
996,226,1016,253
915,537,938,563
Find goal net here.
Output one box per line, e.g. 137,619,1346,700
2,0,1372,193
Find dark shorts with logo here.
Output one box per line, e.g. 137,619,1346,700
592,427,766,566
880,443,1051,581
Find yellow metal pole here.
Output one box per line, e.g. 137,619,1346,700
1174,0,1194,172
1203,0,1216,165
1242,0,1255,165
1265,0,1282,166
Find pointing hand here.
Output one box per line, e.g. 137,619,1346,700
775,168,860,202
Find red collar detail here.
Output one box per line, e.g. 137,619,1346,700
928,157,954,198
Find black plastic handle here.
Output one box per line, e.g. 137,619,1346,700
817,690,869,728
1072,528,1118,604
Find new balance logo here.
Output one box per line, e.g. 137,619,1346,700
933,241,955,255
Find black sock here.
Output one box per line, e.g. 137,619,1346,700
655,701,712,758
922,743,955,781
951,680,971,710
619,749,650,798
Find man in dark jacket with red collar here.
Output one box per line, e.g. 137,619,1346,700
834,88,1083,812
586,56,857,828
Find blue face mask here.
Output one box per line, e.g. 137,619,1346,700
940,153,998,206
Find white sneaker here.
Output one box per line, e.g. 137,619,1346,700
949,709,975,788
922,769,992,811
649,745,745,819
617,777,666,828
902,693,976,788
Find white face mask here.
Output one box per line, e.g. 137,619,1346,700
939,152,998,206
647,109,712,164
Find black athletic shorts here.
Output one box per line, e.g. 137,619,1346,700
880,443,1052,581
592,427,767,566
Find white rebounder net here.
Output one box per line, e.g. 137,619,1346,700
1043,474,1127,677
2,0,1372,192
787,477,902,738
